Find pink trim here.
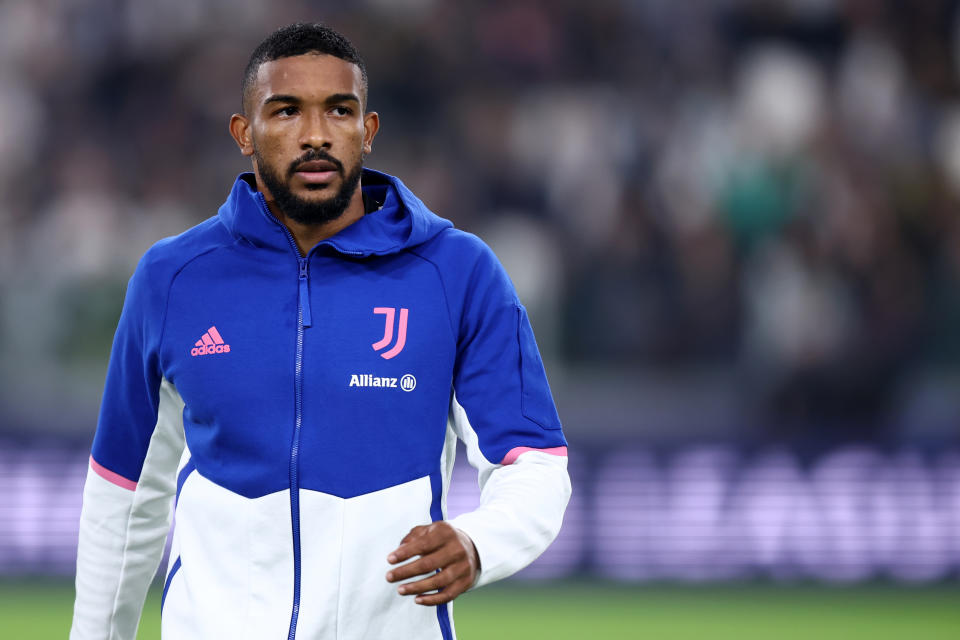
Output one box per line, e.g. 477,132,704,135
89,456,137,491
500,446,568,466
208,326,224,345
380,308,408,359
372,307,395,350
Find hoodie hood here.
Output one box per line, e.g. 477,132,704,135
218,168,453,256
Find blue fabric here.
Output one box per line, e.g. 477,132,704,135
161,556,182,613
430,469,454,640
91,168,567,500
175,458,196,504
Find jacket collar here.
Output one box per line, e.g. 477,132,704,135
217,168,452,257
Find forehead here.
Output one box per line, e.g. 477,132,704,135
252,53,363,105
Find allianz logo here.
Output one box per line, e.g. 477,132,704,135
349,373,417,392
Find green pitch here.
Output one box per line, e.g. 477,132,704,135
3,580,958,639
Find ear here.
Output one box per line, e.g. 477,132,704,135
229,113,254,157
362,111,380,156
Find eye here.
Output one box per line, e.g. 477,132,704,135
275,106,299,117
331,105,353,117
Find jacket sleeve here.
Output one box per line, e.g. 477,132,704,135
71,254,186,640
445,240,571,587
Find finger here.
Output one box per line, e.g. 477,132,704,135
388,538,439,566
400,525,428,546
388,525,439,564
413,578,472,606
386,546,460,583
395,567,458,596
388,525,448,564
386,556,434,583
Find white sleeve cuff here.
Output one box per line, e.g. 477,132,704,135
451,450,571,588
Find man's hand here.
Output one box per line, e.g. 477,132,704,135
385,521,480,606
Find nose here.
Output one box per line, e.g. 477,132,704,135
299,109,331,150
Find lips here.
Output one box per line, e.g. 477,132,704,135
293,158,341,184
296,160,338,172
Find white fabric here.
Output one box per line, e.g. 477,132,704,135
301,476,442,640
447,395,572,588
162,474,445,640
72,385,570,639
161,472,293,640
71,378,186,640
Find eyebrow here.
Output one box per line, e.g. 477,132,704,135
262,93,361,107
262,94,301,107
325,93,361,105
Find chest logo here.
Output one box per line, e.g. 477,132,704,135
191,326,231,356
372,307,409,359
348,373,417,392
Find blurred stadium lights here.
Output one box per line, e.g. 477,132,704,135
3,441,958,583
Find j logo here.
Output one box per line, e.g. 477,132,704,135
372,307,408,359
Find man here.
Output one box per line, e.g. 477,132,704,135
71,22,570,640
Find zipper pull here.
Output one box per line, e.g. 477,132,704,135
298,257,312,328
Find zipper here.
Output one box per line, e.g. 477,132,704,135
287,300,305,640
255,193,368,638
298,258,313,327
256,193,309,640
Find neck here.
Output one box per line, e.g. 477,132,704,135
261,184,366,257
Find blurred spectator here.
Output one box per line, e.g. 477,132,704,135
2,0,960,446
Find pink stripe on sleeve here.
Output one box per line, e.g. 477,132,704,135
89,456,137,491
500,446,568,466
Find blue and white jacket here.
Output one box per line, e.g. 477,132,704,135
70,170,571,640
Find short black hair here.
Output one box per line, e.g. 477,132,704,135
241,23,368,113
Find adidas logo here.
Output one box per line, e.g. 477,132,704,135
191,326,231,356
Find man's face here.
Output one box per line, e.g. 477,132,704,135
232,53,378,225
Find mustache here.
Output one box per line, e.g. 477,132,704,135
288,150,344,176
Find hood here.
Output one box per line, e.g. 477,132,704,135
218,168,453,257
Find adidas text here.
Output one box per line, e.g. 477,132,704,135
192,344,231,356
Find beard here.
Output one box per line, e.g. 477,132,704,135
255,146,362,226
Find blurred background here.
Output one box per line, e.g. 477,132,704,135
1,0,959,637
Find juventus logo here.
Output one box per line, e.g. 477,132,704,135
372,307,408,359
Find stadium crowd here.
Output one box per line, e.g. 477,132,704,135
1,0,959,443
